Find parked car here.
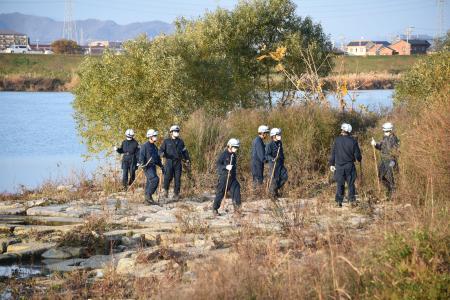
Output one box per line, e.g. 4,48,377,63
4,45,29,53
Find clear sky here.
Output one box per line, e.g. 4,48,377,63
1,0,448,42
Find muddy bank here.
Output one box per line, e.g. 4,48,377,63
0,75,78,92
0,73,399,92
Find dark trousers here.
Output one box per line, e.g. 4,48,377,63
163,159,182,195
268,163,288,195
122,158,136,188
251,160,264,186
144,167,159,197
334,164,357,203
379,160,396,194
213,174,241,210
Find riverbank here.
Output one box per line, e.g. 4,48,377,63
0,72,400,92
0,179,447,299
0,54,419,92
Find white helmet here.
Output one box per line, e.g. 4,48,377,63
146,129,158,138
341,123,352,133
258,125,270,134
170,125,180,132
270,128,281,137
382,122,393,132
125,129,135,138
227,138,240,148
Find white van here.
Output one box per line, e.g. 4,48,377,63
4,45,29,53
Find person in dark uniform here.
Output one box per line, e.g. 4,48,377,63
265,128,288,201
213,138,242,216
371,122,400,199
139,129,164,205
115,129,139,190
329,123,362,207
251,125,270,194
159,125,190,201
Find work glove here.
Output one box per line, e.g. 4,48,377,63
114,146,118,151
330,166,336,172
226,164,233,171
136,163,141,168
185,160,191,167
389,161,395,167
370,138,377,147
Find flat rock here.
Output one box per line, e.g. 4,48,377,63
44,258,86,272
144,210,177,223
26,205,69,217
27,216,83,225
41,247,86,259
0,203,26,215
116,257,135,275
44,255,113,272
26,204,102,218
25,198,48,208
6,242,56,260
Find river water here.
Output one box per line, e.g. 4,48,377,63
0,90,393,193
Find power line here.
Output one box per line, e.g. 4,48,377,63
62,0,77,42
437,0,447,37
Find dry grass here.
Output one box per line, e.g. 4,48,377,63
174,203,210,234
323,72,401,90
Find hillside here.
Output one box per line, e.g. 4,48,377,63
0,12,174,43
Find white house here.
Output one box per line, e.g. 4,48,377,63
346,41,374,56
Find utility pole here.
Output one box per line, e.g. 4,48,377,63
79,27,84,46
405,26,414,43
437,0,447,38
63,0,77,42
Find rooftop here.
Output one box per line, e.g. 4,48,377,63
347,41,372,47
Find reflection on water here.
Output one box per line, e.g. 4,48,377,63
0,264,47,279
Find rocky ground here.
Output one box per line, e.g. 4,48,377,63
0,186,403,298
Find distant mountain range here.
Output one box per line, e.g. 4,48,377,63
0,12,174,44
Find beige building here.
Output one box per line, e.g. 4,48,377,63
0,29,29,50
346,41,374,56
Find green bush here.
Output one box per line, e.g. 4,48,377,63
364,230,450,299
394,51,450,115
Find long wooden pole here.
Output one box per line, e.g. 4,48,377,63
371,138,381,195
220,154,234,209
266,145,281,193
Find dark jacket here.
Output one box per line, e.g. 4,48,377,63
116,139,139,163
329,135,362,167
159,138,190,161
139,142,163,170
251,136,266,164
375,134,400,161
265,140,285,165
216,150,237,178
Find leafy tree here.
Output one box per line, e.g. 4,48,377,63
394,51,450,115
73,36,195,153
51,39,82,54
73,0,333,154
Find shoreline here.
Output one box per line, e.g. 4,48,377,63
0,73,400,92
